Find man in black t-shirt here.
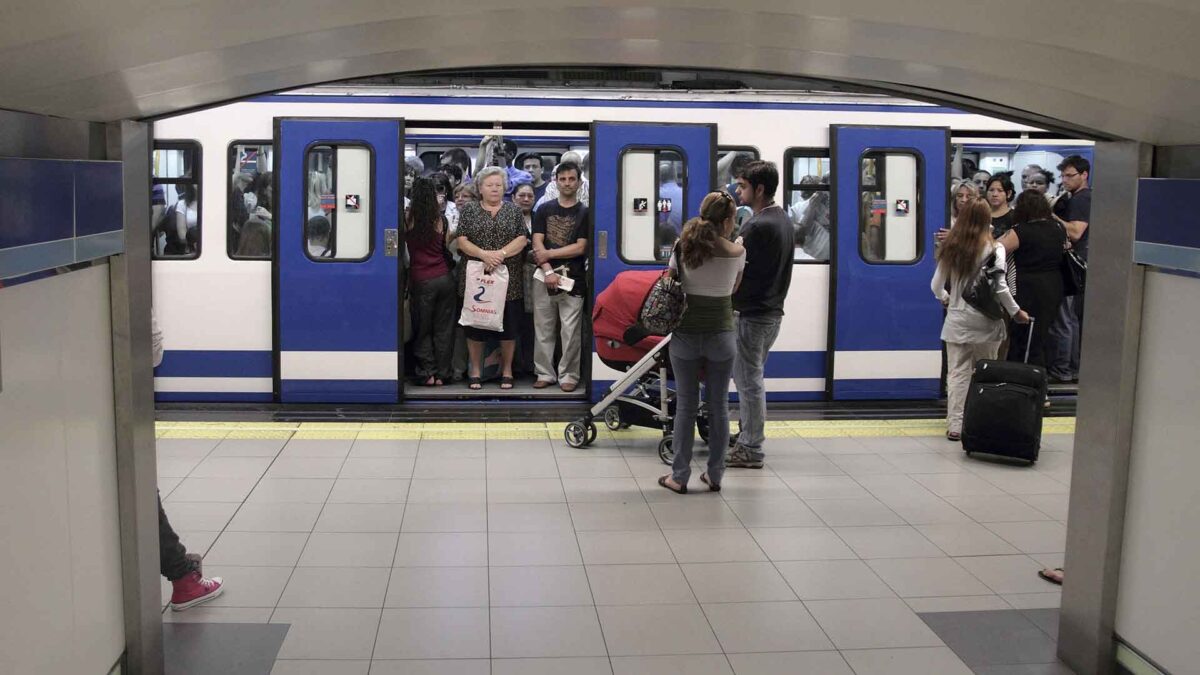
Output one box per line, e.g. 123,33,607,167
728,160,793,469
531,161,589,392
1047,155,1092,382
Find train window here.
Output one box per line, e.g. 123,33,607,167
151,141,202,260
618,148,686,263
304,144,373,262
717,147,759,232
228,142,274,260
784,149,831,263
859,151,920,264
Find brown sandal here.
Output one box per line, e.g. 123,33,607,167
658,475,687,494
699,473,720,492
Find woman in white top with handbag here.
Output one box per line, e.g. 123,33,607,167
658,192,745,495
932,198,1030,441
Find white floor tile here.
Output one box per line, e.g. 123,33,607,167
385,566,489,607
834,525,945,559
703,601,833,652
805,598,943,649
749,527,858,561
611,654,733,675
373,608,490,659
841,646,973,674
577,530,677,565
489,565,594,606
271,608,381,659
726,651,853,675
587,563,696,605
392,532,488,567
489,531,582,566
277,566,390,608
866,557,994,597
490,606,607,658
774,560,896,600
680,562,796,603
598,604,721,656
298,532,399,567
663,528,767,563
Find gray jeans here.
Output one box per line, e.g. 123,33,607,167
1047,296,1081,380
670,330,737,487
732,314,782,459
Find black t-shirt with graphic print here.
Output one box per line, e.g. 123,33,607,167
532,200,589,296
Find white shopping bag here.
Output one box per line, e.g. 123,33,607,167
458,260,509,332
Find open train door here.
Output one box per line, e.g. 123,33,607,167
590,121,716,398
274,118,405,403
828,125,949,400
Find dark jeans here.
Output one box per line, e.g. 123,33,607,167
159,494,197,581
412,273,456,380
1047,294,1083,379
670,330,737,487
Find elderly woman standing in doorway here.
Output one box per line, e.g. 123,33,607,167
455,166,528,390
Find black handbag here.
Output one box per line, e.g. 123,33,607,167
962,249,1007,320
1056,222,1087,296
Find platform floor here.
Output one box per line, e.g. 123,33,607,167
156,418,1077,675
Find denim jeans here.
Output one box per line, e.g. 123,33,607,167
670,330,737,487
732,314,782,460
1047,296,1081,380
159,494,197,581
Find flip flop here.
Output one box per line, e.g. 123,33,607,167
657,475,687,494
1038,568,1064,586
467,377,482,391
499,376,514,390
699,473,720,492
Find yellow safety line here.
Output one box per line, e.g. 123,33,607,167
154,418,1076,440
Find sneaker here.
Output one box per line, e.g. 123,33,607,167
725,445,763,469
169,570,224,611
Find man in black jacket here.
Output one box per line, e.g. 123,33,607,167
727,160,793,469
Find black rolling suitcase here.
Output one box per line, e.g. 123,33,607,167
961,318,1046,464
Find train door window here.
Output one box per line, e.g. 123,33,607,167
228,141,274,260
619,148,686,263
304,144,373,262
859,151,920,263
151,141,201,260
784,149,831,262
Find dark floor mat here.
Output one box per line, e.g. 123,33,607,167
919,610,1060,668
163,622,288,675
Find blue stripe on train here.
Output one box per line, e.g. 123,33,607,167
155,392,274,403
281,379,398,404
155,350,274,378
832,378,941,400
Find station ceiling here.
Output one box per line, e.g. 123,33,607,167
0,1,1198,145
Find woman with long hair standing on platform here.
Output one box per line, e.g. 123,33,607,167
932,199,1030,441
658,192,745,495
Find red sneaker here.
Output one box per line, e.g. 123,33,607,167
170,570,224,611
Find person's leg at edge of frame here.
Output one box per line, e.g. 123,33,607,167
160,494,223,610
1046,298,1075,381
703,333,736,488
665,334,702,492
557,292,585,390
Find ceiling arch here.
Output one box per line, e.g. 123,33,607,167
0,1,1197,144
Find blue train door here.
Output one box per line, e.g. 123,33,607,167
590,122,716,397
274,118,405,403
828,125,948,399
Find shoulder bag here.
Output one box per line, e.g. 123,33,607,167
639,243,688,336
961,246,1007,320
1057,222,1087,296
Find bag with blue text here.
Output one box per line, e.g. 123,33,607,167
458,260,509,332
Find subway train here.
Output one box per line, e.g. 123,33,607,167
149,85,1093,405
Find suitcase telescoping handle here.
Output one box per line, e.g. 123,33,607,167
1023,316,1035,364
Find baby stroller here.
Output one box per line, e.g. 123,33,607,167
563,270,708,465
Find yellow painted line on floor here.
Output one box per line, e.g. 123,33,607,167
297,422,363,431
153,417,1077,441
356,430,423,440
224,430,294,440
291,430,359,440
160,429,228,439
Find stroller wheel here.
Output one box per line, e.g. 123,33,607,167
586,421,598,444
564,421,590,448
658,437,674,465
603,406,622,431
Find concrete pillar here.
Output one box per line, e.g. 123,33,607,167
106,120,163,675
1056,141,1152,674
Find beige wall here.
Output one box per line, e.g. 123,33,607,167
0,264,126,675
1115,268,1200,674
